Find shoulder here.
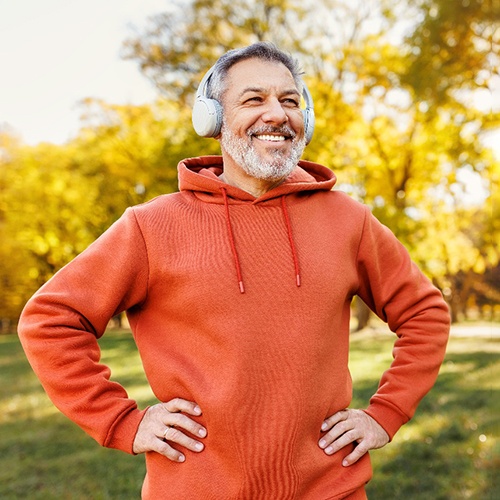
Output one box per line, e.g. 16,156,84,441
128,192,189,221
132,192,183,212
320,189,370,221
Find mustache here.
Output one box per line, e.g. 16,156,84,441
246,125,297,139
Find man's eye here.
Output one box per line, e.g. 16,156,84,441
245,97,262,103
283,98,299,106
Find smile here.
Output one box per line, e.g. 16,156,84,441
254,134,287,142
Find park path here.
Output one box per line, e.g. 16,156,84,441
450,323,500,338
360,319,500,338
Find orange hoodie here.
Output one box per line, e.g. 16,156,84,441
18,157,450,499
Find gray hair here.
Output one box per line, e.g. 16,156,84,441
207,42,304,102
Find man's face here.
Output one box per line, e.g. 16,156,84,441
219,58,306,183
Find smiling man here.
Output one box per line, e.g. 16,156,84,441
217,57,307,195
18,43,450,499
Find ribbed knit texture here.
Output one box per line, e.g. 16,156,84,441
18,157,450,499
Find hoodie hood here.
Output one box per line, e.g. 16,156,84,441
177,156,337,293
178,155,337,203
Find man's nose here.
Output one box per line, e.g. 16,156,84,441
261,98,288,124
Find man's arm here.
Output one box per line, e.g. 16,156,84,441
319,206,450,463
18,208,151,453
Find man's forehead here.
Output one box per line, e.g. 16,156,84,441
225,58,298,93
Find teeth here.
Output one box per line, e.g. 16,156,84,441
256,134,286,142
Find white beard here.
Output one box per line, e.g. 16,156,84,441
220,122,306,182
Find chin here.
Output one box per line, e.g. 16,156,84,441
243,160,296,182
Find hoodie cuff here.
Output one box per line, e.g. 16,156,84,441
103,407,149,454
363,399,410,441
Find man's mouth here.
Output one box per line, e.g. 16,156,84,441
254,134,287,142
248,125,295,144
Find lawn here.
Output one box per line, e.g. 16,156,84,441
1,326,498,499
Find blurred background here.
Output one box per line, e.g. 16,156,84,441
1,2,499,498
1,0,499,331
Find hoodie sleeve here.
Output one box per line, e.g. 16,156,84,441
17,207,149,453
355,206,450,439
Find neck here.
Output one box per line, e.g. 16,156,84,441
219,156,287,198
219,171,284,198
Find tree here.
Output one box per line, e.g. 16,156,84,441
0,98,221,328
0,135,97,326
123,0,500,321
122,0,314,103
401,0,500,106
3,0,499,326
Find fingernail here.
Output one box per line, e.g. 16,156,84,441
318,439,326,448
321,422,328,431
178,454,185,462
194,442,204,451
342,459,349,467
325,446,333,454
198,428,207,438
194,405,202,415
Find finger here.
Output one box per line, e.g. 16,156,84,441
132,402,206,457
161,425,205,453
154,438,187,463
318,419,353,449
341,441,370,466
321,408,349,431
166,412,207,439
132,422,186,458
319,425,347,449
324,429,360,454
163,398,202,416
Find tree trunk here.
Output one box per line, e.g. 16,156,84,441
355,298,371,332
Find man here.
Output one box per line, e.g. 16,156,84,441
18,43,450,499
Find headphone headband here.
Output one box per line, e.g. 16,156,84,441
192,64,315,144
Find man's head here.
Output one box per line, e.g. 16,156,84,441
206,42,304,102
206,43,308,184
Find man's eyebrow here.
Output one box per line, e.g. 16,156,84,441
238,86,265,97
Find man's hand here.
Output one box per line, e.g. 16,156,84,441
133,398,207,463
318,409,389,466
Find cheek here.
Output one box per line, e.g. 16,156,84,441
225,109,261,131
288,113,305,136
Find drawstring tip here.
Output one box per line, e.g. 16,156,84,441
239,281,245,294
296,275,301,287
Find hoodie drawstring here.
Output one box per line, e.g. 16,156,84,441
281,196,302,287
220,188,301,293
221,188,245,293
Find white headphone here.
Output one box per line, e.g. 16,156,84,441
192,64,315,145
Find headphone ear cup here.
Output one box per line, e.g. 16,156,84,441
192,97,223,137
302,107,315,145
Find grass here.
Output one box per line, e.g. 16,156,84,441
350,328,500,499
1,326,498,499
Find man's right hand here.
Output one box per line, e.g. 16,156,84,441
132,398,207,462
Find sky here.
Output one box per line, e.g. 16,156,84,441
0,0,167,145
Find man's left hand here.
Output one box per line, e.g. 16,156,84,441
318,409,389,466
